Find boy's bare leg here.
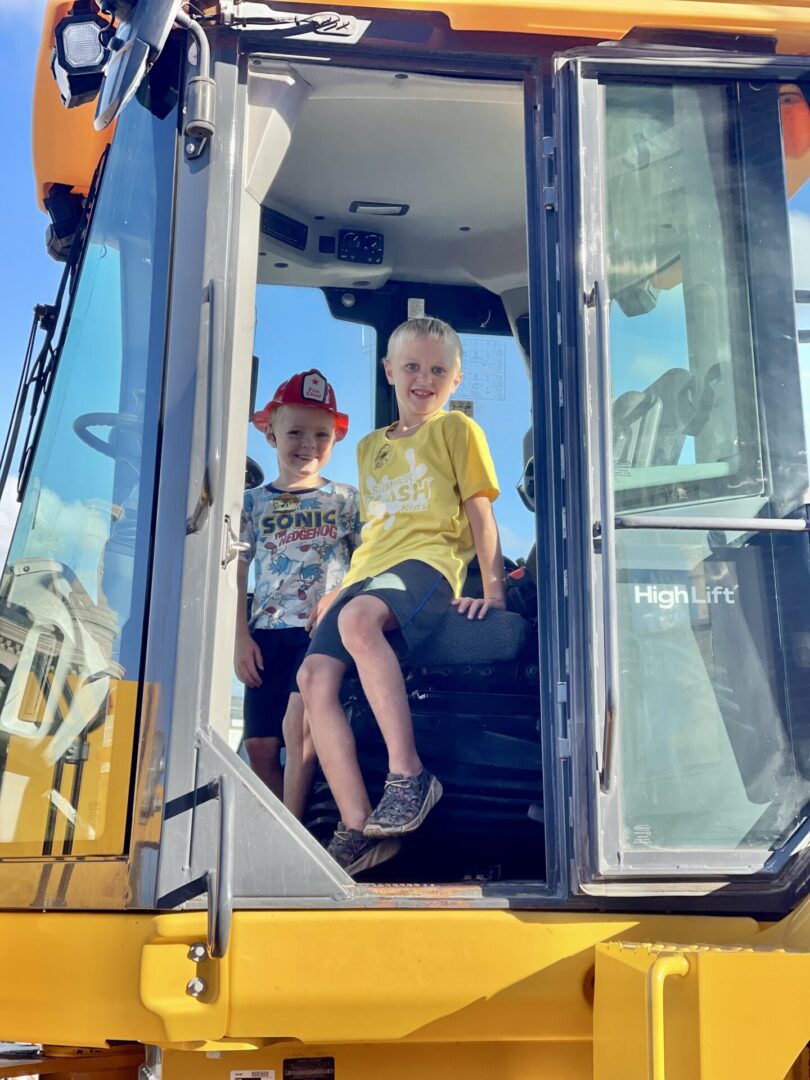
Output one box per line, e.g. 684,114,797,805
244,736,283,800
282,693,317,820
337,596,422,777
297,654,372,830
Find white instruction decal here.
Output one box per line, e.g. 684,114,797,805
459,338,506,401
407,297,426,319
231,1071,275,1079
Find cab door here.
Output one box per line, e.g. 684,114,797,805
555,49,810,895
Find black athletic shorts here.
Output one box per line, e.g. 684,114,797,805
243,627,309,741
305,559,452,669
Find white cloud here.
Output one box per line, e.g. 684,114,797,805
0,480,20,570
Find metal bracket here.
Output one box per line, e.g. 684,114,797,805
222,515,250,568
205,775,234,959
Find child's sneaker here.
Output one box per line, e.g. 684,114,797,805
327,823,401,876
363,770,443,837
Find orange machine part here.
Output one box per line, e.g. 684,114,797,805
33,0,114,211
33,0,810,213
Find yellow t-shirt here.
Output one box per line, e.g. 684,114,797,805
341,410,499,596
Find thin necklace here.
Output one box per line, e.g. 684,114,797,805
390,418,427,437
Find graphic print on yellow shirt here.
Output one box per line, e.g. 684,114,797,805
342,410,499,596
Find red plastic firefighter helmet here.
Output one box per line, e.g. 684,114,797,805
252,368,349,441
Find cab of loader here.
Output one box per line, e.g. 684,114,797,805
0,6,808,926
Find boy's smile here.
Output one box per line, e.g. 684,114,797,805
267,404,336,488
384,338,462,430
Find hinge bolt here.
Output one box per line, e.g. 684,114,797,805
186,976,207,998
188,942,207,962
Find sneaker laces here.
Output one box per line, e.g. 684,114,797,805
383,776,413,791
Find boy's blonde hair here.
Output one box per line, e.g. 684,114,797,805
385,317,463,368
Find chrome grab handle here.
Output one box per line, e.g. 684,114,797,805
592,280,620,794
610,513,810,533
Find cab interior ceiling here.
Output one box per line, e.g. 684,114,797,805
254,62,529,328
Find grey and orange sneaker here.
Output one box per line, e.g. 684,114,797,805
327,823,401,876
363,770,443,838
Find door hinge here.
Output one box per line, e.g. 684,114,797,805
222,514,250,568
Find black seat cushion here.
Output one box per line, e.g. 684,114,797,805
409,609,527,666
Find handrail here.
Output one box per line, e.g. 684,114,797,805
205,774,234,960
610,513,810,533
592,280,620,794
186,280,219,534
646,953,690,1080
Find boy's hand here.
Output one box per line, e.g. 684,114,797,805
452,595,507,621
235,631,263,687
305,589,340,635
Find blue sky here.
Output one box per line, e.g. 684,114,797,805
0,2,62,553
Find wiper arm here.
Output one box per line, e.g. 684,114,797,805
0,296,62,503
0,148,109,506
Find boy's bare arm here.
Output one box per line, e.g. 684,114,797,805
235,559,263,687
453,494,507,620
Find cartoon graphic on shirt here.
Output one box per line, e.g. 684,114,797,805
365,448,432,531
240,480,359,629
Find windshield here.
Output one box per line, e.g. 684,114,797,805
0,86,176,857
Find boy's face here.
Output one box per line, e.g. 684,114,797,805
266,404,337,479
383,337,462,422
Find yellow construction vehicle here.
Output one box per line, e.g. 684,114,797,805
0,0,809,1076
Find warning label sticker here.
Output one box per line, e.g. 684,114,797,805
283,1058,335,1080
230,1071,275,1080
449,398,474,417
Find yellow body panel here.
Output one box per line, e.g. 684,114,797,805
0,903,808,1077
0,680,138,857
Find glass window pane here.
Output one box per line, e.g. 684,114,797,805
607,82,763,513
617,528,810,851
453,334,534,561
604,80,810,860
0,93,174,856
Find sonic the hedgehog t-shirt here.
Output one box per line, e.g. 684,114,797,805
240,480,360,629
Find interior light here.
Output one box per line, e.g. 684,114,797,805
51,8,112,109
349,201,409,217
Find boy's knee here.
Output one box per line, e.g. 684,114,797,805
297,655,334,699
296,657,317,698
244,736,281,766
337,599,388,654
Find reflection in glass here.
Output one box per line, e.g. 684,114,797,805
0,92,174,857
604,81,810,860
617,528,810,851
606,82,762,513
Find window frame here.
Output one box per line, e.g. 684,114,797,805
557,48,810,907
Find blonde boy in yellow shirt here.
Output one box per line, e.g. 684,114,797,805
297,317,505,875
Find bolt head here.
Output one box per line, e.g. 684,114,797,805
188,942,207,962
186,976,207,998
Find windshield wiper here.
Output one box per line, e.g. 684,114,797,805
0,295,63,503
0,149,109,504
